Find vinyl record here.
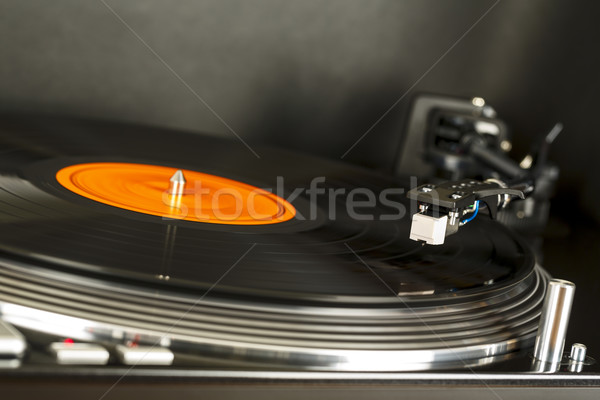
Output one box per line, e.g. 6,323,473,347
0,114,533,304
0,114,546,371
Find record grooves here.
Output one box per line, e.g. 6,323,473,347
0,115,547,371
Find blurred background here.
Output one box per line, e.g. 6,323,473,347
1,1,598,224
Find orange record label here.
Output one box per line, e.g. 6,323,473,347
56,162,296,225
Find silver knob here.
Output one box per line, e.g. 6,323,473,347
570,343,587,363
533,279,576,364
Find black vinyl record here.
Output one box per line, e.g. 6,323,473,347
0,114,534,305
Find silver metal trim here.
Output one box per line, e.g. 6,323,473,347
0,254,550,371
533,279,575,364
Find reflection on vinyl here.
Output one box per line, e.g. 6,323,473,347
0,115,547,371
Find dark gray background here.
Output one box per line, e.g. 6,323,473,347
2,0,600,381
1,0,599,219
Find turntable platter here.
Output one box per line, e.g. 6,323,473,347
0,115,533,302
0,115,548,371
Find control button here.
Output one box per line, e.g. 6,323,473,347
570,343,587,363
49,342,109,365
0,319,26,358
0,359,21,369
568,343,588,373
115,344,174,365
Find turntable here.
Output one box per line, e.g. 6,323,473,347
1,95,599,399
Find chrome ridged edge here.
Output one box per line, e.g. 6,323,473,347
0,260,549,371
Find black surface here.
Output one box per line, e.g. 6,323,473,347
0,114,533,304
